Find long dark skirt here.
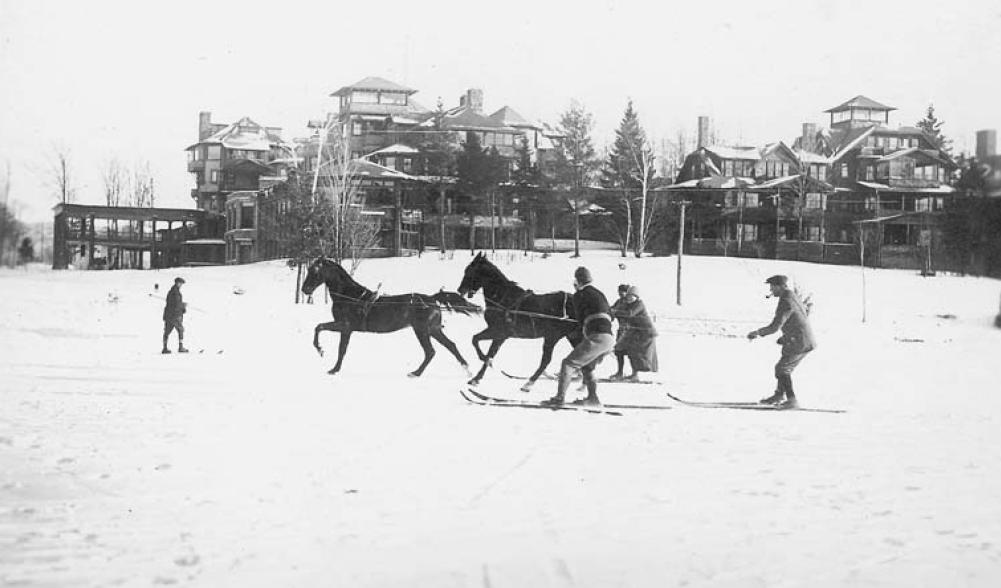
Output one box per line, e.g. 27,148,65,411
615,330,658,372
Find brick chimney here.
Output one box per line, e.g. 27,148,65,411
697,116,710,149
199,111,213,140
801,123,818,152
464,88,484,113
977,129,997,161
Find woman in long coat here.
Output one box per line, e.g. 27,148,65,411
609,285,658,381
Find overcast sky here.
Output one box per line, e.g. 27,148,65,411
2,0,1000,221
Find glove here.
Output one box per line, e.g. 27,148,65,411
746,330,759,340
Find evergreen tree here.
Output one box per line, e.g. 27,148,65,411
554,101,600,257
418,98,459,252
599,100,657,256
916,104,952,155
456,132,506,252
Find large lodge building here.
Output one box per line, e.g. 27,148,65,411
53,80,979,273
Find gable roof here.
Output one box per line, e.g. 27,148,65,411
364,143,420,158
489,106,540,129
331,76,417,97
824,95,896,113
705,145,761,161
186,116,280,151
439,107,513,131
828,125,878,163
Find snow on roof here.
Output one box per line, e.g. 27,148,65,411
796,150,829,164
829,126,877,164
364,144,420,158
706,145,761,161
856,181,955,194
824,95,896,113
489,106,540,129
187,117,278,151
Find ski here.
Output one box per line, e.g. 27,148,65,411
502,371,662,387
460,388,623,416
466,387,671,411
665,392,845,414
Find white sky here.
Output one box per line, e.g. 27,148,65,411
2,0,1000,222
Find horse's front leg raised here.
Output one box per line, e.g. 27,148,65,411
522,335,561,392
312,321,339,356
329,330,353,375
469,337,505,386
471,325,505,362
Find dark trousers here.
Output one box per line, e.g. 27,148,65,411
163,317,184,346
774,349,809,398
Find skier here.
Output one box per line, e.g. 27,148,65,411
747,275,815,408
609,285,658,381
542,266,615,407
162,277,188,354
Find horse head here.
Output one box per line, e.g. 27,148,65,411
458,252,494,298
301,257,348,296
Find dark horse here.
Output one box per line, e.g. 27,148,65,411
301,257,477,377
457,253,580,389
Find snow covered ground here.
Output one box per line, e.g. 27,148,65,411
2,251,1000,587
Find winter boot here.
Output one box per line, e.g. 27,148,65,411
777,397,799,409
571,379,601,406
759,391,784,405
161,347,172,354
178,344,189,353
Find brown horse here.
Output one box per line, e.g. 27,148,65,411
457,253,580,389
301,257,478,377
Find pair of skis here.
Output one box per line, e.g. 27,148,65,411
459,387,673,416
461,383,845,415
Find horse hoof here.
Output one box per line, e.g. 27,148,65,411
408,371,421,378
520,382,533,393
468,378,480,386
327,368,339,375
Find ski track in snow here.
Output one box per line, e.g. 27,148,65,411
1,253,1001,587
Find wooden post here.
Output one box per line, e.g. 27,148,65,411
677,201,687,306
438,187,446,254
860,225,867,323
151,218,158,269
88,214,96,268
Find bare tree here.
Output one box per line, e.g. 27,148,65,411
626,134,659,257
314,121,379,273
102,158,128,207
44,144,77,204
130,161,155,208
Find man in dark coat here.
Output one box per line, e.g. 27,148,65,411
609,285,658,381
543,266,615,407
162,277,188,354
747,275,816,408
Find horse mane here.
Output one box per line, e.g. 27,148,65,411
321,258,373,298
475,255,522,291
430,290,483,316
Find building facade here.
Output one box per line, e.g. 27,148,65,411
676,96,958,271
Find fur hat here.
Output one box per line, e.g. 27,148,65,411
174,277,186,284
764,275,788,287
626,285,640,298
617,283,630,294
574,266,592,285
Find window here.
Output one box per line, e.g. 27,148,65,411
353,91,379,104
723,160,734,176
384,156,396,170
210,170,219,184
208,145,221,160
818,165,827,182
839,163,848,178
739,224,757,242
402,158,412,173
352,121,362,136
916,198,932,212
379,92,406,105
865,165,875,181
804,226,822,241
741,192,759,208
240,204,255,229
806,193,825,209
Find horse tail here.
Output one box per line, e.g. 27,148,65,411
431,290,482,316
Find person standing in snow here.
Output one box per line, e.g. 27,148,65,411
747,275,815,408
162,277,188,354
543,267,615,407
609,285,658,381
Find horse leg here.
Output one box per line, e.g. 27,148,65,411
408,328,436,378
329,330,352,375
312,321,339,356
471,326,502,362
430,328,471,377
522,335,560,392
469,338,505,386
